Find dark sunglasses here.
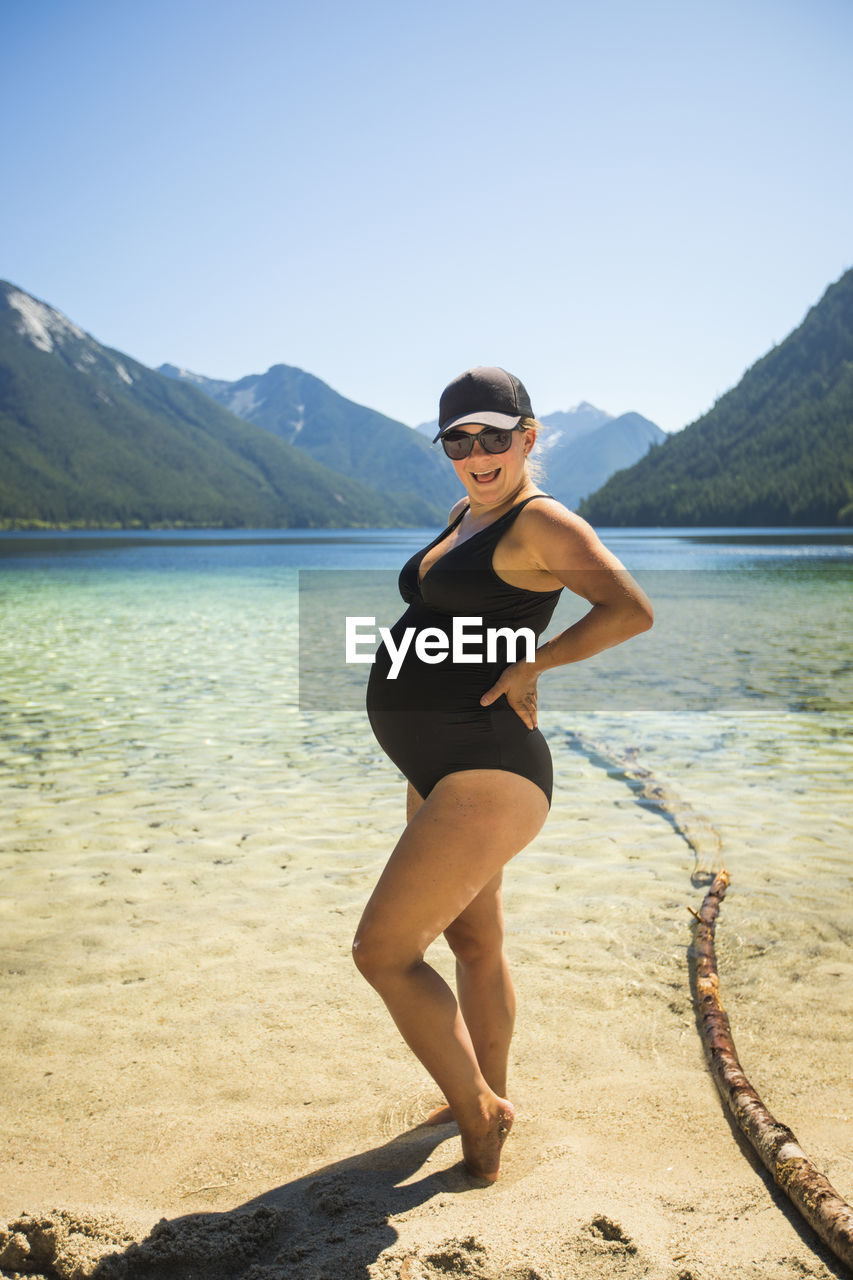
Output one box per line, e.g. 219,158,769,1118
439,425,521,460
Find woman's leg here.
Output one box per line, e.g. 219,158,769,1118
353,769,548,1180
444,872,514,1097
406,783,515,1102
405,780,423,824
420,873,515,1130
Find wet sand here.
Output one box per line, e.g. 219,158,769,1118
1,716,851,1280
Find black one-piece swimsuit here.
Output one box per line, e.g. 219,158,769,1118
366,495,563,805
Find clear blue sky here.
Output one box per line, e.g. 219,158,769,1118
3,0,851,431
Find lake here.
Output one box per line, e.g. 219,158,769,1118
1,526,849,863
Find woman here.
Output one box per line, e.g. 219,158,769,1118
353,366,653,1181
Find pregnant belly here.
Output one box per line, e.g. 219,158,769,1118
365,605,516,716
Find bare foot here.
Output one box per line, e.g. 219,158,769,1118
460,1099,515,1183
422,1102,455,1126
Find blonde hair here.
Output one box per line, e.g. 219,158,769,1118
519,417,546,483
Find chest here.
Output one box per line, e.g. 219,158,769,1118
418,520,528,584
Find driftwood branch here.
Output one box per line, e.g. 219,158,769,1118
693,869,853,1270
565,732,721,881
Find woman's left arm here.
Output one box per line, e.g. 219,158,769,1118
481,504,654,729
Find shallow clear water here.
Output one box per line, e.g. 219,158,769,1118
1,525,850,910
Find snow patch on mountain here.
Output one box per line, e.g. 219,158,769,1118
7,288,85,354
74,351,97,374
228,387,261,417
115,362,133,385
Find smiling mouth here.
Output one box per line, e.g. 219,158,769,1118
471,468,500,483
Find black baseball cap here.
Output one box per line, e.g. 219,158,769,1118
433,366,534,442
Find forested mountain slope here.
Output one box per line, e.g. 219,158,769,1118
159,362,460,513
580,269,853,526
0,283,442,528
541,412,664,509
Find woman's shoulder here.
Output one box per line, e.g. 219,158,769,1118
519,493,593,535
515,494,610,563
448,496,469,524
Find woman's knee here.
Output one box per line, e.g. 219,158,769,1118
352,922,419,985
444,917,504,968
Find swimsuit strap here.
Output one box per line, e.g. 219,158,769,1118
407,494,555,598
458,492,553,535
504,492,553,518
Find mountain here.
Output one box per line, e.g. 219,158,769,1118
159,363,460,513
539,401,613,442
415,400,612,442
540,412,665,509
413,400,660,508
579,268,853,526
0,283,443,529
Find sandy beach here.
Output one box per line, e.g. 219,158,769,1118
1,532,851,1279
1,715,850,1280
